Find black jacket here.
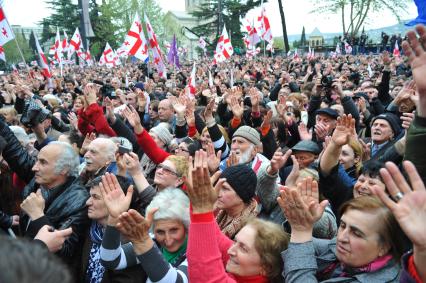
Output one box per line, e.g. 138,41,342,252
0,118,89,268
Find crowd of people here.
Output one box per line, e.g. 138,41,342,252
0,24,425,283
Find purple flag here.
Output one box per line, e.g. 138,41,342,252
167,35,180,69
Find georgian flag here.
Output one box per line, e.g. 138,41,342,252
99,42,117,68
144,13,167,79
54,28,63,65
68,28,82,58
214,25,233,63
187,62,197,98
123,13,149,62
393,41,400,57
256,6,273,43
0,45,5,62
336,42,341,54
34,34,51,78
0,7,14,46
244,18,260,48
344,41,352,54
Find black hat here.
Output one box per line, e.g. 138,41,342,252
220,164,257,204
316,108,339,119
292,140,320,154
372,113,402,136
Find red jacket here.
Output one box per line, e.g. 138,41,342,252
78,103,116,137
135,129,169,164
187,211,269,283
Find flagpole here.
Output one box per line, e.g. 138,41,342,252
260,0,266,57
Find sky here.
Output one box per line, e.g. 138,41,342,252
2,0,419,36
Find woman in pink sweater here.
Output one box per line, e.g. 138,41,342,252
185,150,290,283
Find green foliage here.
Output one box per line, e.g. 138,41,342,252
4,32,35,64
310,0,410,36
191,0,263,51
43,0,80,35
300,26,306,46
29,31,37,54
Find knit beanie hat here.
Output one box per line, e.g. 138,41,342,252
149,124,173,146
233,126,261,146
371,113,401,136
220,164,257,204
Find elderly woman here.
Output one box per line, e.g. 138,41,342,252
0,107,19,125
279,177,405,282
214,164,259,239
186,150,290,283
100,187,190,282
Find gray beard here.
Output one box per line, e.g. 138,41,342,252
238,149,253,164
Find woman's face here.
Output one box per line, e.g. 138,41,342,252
174,142,190,158
73,98,84,111
154,160,180,190
226,225,264,277
216,181,244,211
200,131,212,150
149,132,165,149
336,209,388,267
353,174,385,197
339,144,357,170
153,219,186,253
149,106,159,120
1,110,15,123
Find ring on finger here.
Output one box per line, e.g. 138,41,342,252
393,192,404,202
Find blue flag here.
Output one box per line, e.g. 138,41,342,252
167,35,180,69
406,0,426,26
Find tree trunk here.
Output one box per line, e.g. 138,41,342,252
277,0,290,52
341,2,346,35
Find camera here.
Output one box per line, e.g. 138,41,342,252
321,75,334,88
20,99,51,128
100,84,115,97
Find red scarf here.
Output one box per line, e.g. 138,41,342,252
231,273,269,283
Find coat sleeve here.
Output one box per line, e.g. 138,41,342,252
0,118,36,183
78,103,117,137
135,130,170,164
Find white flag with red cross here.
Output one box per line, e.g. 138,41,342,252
68,28,82,58
54,27,63,65
344,41,352,54
214,25,233,63
144,13,167,79
0,45,5,62
0,7,14,46
187,62,197,98
34,34,51,78
123,13,149,62
393,41,400,57
244,18,260,48
99,42,117,68
256,6,273,43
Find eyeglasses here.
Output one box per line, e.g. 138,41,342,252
157,163,179,176
174,147,189,153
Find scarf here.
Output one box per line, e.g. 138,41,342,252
86,221,105,283
216,199,258,239
231,273,269,283
320,254,394,280
161,237,188,267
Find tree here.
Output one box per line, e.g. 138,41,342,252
40,18,54,44
310,0,410,36
300,26,306,46
29,31,37,55
4,32,34,64
277,0,290,53
191,0,263,51
43,0,80,34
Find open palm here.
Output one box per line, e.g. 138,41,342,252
402,25,426,94
99,173,133,219
332,114,354,146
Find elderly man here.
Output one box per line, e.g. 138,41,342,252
370,113,402,158
0,118,89,269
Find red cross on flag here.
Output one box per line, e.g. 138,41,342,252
0,45,6,62
62,30,69,55
68,28,82,58
144,13,167,79
0,7,14,46
99,42,119,68
214,25,233,63
34,34,51,78
123,13,149,62
54,27,63,65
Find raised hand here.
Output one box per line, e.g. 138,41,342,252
268,148,292,175
123,152,143,176
184,150,218,214
277,177,329,242
116,208,158,253
104,97,116,123
331,114,355,146
285,155,300,188
83,83,97,106
169,95,186,116
402,25,426,113
226,151,240,167
20,189,45,220
298,123,312,141
229,96,244,119
249,87,260,110
67,112,79,130
204,98,215,121
122,105,143,134
261,109,273,131
99,173,134,225
81,132,96,155
206,142,222,173
136,89,147,110
401,111,415,130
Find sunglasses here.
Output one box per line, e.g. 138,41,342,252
157,163,179,176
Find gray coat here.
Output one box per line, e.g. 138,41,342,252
282,238,401,283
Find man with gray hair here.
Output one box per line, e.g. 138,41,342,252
0,118,89,271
